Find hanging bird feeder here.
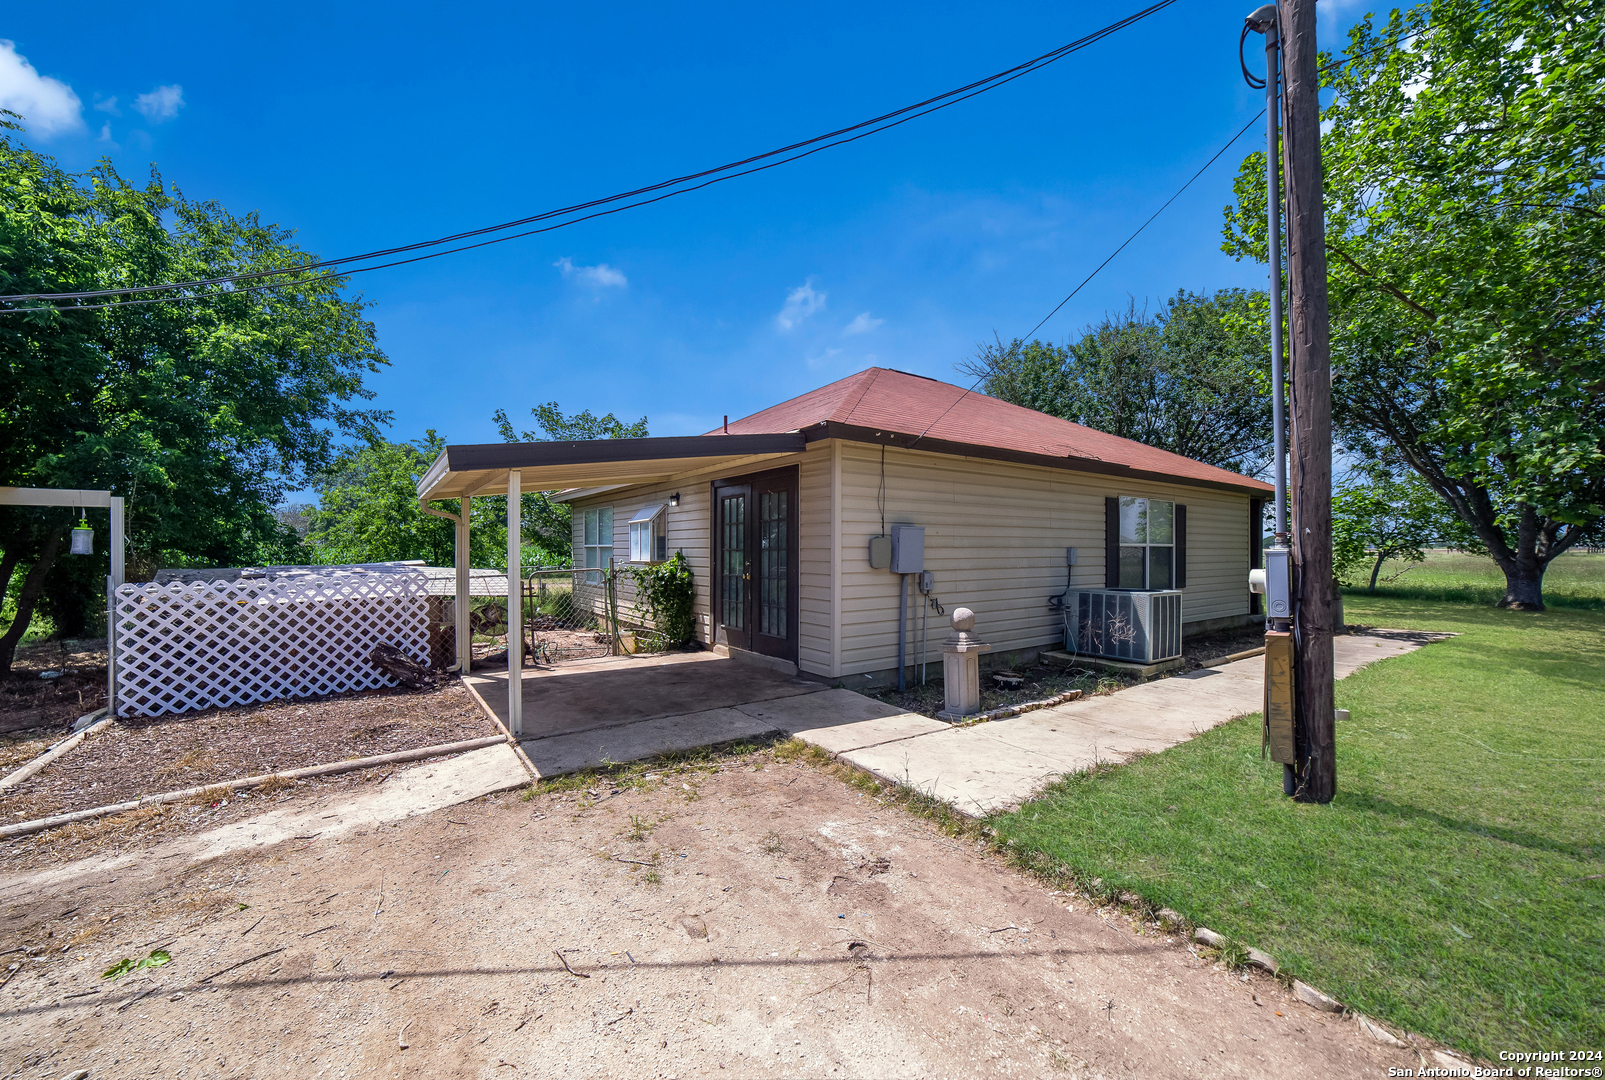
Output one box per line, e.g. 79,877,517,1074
70,516,94,555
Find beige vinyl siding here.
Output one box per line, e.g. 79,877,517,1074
796,445,832,677
568,482,713,639
834,442,1254,677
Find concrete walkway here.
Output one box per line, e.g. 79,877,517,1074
462,631,1438,816
798,630,1438,815
0,743,530,898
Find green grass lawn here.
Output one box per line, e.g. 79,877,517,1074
1351,548,1605,609
993,592,1604,1059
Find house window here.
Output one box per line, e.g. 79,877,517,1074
582,506,613,581
1118,497,1175,590
628,504,668,563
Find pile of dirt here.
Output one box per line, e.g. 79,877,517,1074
0,639,108,737
1,680,499,822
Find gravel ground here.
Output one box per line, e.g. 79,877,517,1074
0,741,1430,1079
1,681,498,822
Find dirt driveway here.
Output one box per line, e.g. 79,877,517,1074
0,743,1419,1079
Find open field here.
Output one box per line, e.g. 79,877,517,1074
1349,548,1605,609
991,594,1604,1059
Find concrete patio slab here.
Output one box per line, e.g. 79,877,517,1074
465,650,821,742
518,707,779,777
733,689,948,755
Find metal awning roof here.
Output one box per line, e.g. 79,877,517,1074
415,433,807,501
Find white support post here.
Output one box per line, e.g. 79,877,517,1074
506,472,522,737
108,495,124,716
456,497,472,673
109,496,124,588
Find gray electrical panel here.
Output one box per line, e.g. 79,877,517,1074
1264,547,1291,619
890,524,925,574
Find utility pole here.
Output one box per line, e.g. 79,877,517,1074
1281,0,1336,803
1246,0,1335,803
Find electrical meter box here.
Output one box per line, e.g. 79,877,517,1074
890,525,925,574
1263,547,1291,619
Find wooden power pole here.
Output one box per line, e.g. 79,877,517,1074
1281,0,1336,803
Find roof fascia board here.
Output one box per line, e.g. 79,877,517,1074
814,422,1272,497
444,433,805,473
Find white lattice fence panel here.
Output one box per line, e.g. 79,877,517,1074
113,571,430,718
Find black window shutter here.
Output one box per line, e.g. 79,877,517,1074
1104,497,1119,588
1248,498,1263,614
1174,504,1188,589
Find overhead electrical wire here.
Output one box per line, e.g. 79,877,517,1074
0,0,1181,315
907,110,1265,447
906,31,1411,443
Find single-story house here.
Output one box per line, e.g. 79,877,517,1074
418,368,1271,706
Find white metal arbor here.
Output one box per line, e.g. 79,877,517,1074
0,486,127,703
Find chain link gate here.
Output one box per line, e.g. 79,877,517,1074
521,566,620,665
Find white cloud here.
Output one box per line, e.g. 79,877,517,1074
806,346,842,370
93,94,119,116
843,312,883,336
554,257,627,288
777,282,825,330
96,122,113,143
0,40,83,136
133,84,184,122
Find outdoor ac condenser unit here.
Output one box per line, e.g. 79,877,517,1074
1067,589,1184,664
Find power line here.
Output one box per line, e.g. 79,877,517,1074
909,110,1265,446
0,0,1180,314
911,31,1412,438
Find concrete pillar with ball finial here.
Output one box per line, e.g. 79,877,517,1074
936,607,990,721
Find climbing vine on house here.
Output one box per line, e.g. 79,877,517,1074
624,552,696,649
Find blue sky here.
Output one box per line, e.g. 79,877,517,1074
3,0,1369,450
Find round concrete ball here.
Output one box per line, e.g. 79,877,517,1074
951,607,975,632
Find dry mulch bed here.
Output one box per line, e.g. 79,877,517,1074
0,638,109,738
1,680,499,823
864,625,1274,719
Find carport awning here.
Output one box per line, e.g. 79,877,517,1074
415,433,807,500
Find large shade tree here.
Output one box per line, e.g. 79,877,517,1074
960,289,1276,478
1223,0,1605,609
0,121,387,671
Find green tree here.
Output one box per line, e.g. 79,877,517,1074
485,402,650,569
0,122,385,670
309,432,461,565
961,290,1275,477
1222,0,1605,609
493,403,648,443
1333,460,1471,590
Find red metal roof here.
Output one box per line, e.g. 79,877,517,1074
712,367,1273,494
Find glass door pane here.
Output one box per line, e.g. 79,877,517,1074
758,491,788,638
720,494,746,630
